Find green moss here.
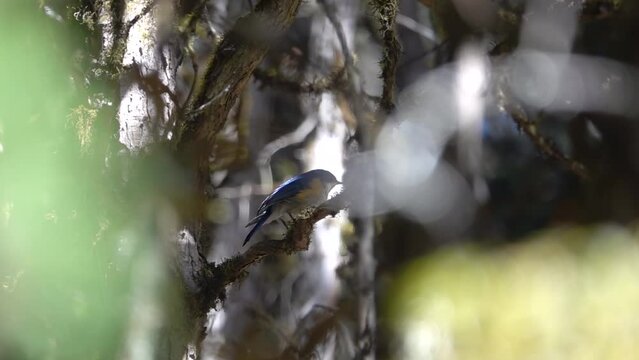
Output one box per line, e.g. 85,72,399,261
68,105,98,152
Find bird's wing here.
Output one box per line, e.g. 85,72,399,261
255,174,309,214
243,207,272,246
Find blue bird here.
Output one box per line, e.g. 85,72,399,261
243,169,341,246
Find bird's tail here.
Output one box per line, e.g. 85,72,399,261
243,207,271,246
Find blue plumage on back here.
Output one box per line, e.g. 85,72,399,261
256,173,312,214
243,169,339,246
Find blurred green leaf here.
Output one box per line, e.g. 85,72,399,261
387,226,639,360
0,2,140,359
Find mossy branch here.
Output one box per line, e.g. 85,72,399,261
368,0,401,113
195,193,347,313
504,102,589,180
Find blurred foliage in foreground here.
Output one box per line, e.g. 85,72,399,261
387,225,639,360
0,3,156,359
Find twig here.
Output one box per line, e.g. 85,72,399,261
504,102,590,179
256,115,318,194
493,69,590,180
368,0,401,113
257,117,318,167
399,39,448,68
318,0,355,69
253,67,346,93
316,0,376,139
187,85,231,116
396,13,435,41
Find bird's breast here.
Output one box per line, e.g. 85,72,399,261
294,178,326,205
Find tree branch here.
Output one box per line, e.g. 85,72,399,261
368,0,401,113
253,67,346,93
318,0,355,69
196,193,347,312
171,0,305,270
177,0,303,151
504,102,589,179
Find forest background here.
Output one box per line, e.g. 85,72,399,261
2,1,639,359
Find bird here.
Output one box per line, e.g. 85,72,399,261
243,169,341,246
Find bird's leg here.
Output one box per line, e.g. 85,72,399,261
280,219,290,230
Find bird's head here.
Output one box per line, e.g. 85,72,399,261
310,169,342,193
